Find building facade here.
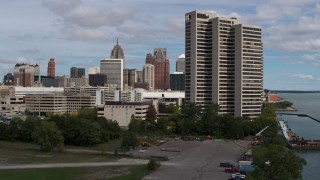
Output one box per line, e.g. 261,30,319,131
176,54,185,73
89,74,108,87
145,48,170,90
70,67,85,78
123,69,137,89
97,101,152,127
47,58,56,77
110,38,125,60
3,73,14,86
170,72,185,91
13,63,35,87
100,59,124,90
185,10,263,117
89,66,100,74
143,64,155,90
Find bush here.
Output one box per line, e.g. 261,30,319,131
147,159,159,171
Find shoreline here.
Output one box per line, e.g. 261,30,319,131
277,115,320,150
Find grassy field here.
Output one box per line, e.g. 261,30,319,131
0,141,119,164
0,165,150,180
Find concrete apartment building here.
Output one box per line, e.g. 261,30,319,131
185,10,263,117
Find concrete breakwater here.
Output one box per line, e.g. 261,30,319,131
277,115,320,150
276,112,320,123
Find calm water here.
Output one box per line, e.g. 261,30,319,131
278,93,320,180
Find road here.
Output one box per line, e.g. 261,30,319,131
0,158,148,170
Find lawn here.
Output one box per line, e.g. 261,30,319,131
0,165,150,180
0,141,119,164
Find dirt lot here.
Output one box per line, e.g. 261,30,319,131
130,139,249,180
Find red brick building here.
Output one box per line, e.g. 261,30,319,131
47,58,56,77
145,48,170,90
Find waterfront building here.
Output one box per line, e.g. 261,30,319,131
70,67,85,78
185,10,263,117
143,64,155,90
176,54,185,73
145,48,170,90
47,58,56,78
100,59,124,90
170,72,185,91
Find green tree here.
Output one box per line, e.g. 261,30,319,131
121,131,138,150
249,145,306,180
128,115,142,134
199,103,220,135
32,121,64,152
146,105,157,121
181,103,201,135
77,108,98,120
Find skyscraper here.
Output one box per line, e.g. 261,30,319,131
170,72,185,91
13,63,35,87
143,64,155,90
47,58,56,77
70,67,85,78
110,38,124,60
100,59,124,90
176,54,185,73
145,48,170,90
123,69,137,88
185,10,263,117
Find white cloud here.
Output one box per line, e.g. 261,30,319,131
302,54,316,61
292,74,315,80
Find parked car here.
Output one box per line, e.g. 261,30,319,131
220,162,234,168
231,172,246,179
225,167,240,173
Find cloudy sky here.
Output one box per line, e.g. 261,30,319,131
1,0,320,90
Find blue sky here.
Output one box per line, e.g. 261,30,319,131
1,0,320,90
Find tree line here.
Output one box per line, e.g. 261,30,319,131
128,103,278,139
0,108,121,151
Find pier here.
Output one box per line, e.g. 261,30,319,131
276,112,320,123
277,115,320,150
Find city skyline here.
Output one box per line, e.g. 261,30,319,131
0,0,320,90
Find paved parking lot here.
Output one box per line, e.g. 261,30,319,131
130,139,249,180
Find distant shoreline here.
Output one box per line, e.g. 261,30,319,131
272,90,320,93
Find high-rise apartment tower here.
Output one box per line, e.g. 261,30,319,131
185,10,263,117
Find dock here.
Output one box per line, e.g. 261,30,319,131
277,116,320,150
276,112,320,123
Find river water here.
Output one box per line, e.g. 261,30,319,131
277,93,320,180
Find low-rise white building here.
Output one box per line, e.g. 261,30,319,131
97,100,156,127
